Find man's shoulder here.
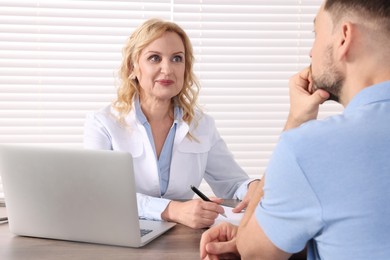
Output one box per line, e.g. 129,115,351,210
280,114,346,147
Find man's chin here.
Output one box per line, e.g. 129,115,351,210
311,83,341,103
327,92,340,102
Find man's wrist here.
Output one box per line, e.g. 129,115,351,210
284,113,304,131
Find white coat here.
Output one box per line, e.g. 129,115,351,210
83,105,251,220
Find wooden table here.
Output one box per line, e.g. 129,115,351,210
0,204,306,260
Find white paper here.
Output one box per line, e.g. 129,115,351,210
212,205,244,227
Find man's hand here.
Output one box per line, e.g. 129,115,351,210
284,67,330,131
200,222,240,260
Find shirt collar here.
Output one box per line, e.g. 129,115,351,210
173,102,181,125
344,81,390,115
134,95,182,126
134,95,148,125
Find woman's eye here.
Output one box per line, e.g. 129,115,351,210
172,55,183,63
148,55,161,63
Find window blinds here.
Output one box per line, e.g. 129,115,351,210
0,0,342,198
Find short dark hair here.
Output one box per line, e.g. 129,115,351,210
324,0,390,33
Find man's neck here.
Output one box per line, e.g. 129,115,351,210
341,71,390,107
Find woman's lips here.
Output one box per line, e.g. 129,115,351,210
156,79,174,86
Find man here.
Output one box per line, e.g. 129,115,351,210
200,0,390,259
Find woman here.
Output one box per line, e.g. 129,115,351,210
84,18,259,229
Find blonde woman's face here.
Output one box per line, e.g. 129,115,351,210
136,32,185,103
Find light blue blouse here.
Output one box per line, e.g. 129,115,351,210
134,97,180,196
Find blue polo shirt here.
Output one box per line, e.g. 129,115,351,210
256,81,390,259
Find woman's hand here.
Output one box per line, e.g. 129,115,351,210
232,179,263,213
161,198,225,229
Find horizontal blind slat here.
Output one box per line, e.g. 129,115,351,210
0,0,336,199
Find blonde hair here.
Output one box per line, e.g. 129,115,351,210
113,18,200,126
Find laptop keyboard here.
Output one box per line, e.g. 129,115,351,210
140,229,153,237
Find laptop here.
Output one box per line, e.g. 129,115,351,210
0,145,176,247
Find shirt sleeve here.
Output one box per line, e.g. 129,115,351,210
136,193,171,221
83,112,113,150
233,178,260,200
204,137,251,199
197,114,251,198
255,137,324,253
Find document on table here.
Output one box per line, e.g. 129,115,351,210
213,206,244,226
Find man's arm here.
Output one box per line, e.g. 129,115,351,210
200,67,329,259
235,176,291,260
237,213,291,260
234,67,329,258
200,178,265,259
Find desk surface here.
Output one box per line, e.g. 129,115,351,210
0,203,306,260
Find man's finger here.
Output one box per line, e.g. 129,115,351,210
299,66,311,80
200,224,224,258
312,89,330,105
206,240,237,255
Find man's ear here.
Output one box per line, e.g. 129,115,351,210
336,22,354,61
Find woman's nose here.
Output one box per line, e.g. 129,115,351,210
160,60,172,75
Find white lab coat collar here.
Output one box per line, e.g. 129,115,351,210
111,98,191,158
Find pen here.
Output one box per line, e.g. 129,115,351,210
190,185,227,218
